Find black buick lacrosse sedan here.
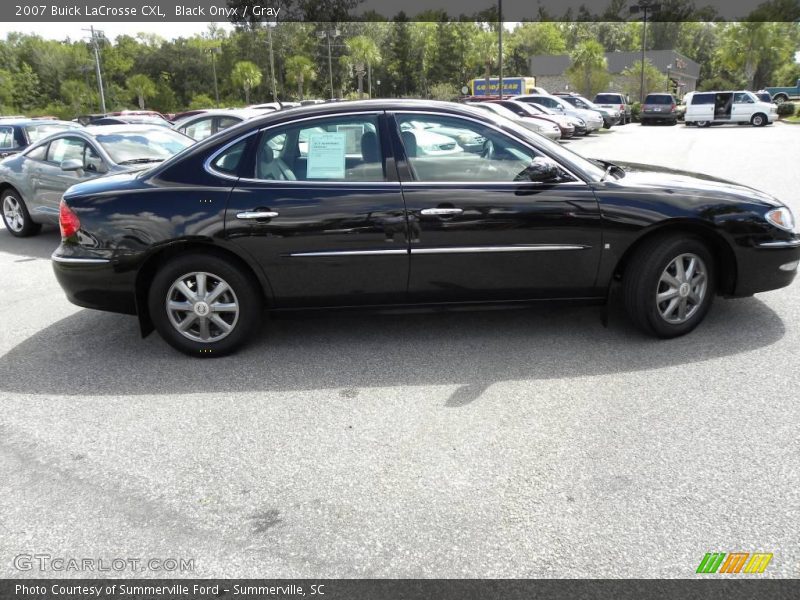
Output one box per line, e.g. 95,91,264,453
52,100,800,356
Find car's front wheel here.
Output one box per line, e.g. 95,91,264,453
148,253,262,356
623,235,715,338
750,113,767,127
1,189,40,237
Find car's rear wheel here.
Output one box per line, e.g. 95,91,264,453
623,235,715,338
148,253,262,357
1,189,40,237
695,120,711,128
750,113,767,127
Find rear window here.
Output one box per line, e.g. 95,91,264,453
595,94,623,104
25,123,76,143
691,94,715,105
644,95,674,104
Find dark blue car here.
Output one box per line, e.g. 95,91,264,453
0,118,82,159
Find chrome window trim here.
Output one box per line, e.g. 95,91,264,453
205,111,389,184
390,109,589,186
758,239,800,248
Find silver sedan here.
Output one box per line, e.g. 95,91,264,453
1,125,193,237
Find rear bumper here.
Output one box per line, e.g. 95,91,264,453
52,245,137,315
732,239,800,297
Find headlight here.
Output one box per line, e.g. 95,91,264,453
766,207,796,232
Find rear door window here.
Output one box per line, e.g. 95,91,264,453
595,94,622,104
645,95,673,104
255,114,385,182
0,127,16,149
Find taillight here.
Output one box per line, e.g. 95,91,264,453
671,103,676,111
619,104,624,110
59,199,80,238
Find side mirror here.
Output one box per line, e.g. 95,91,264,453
516,157,559,183
61,159,83,172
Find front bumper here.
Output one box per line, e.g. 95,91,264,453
733,238,800,296
52,244,137,315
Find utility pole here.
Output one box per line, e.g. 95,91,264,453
318,29,339,100
630,1,660,103
83,26,107,114
266,21,278,103
498,0,503,99
206,47,221,107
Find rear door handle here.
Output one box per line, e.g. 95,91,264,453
420,208,463,216
236,210,279,220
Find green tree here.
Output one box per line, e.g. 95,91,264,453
231,60,262,104
188,93,215,109
126,73,156,109
0,69,16,110
506,22,566,75
61,79,94,115
13,63,40,111
566,40,610,98
474,29,500,95
285,55,316,100
620,59,664,101
345,35,381,99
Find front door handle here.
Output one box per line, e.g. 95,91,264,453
420,208,463,216
236,210,279,220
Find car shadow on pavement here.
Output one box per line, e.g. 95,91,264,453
0,296,785,404
0,227,60,260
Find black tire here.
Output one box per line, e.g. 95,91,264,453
622,234,716,338
148,253,263,357
750,113,767,127
1,188,41,237
695,120,711,128
773,94,788,104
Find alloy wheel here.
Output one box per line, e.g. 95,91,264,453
165,271,240,342
2,195,24,233
656,253,708,324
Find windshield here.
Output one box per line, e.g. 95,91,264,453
25,123,77,143
96,129,193,164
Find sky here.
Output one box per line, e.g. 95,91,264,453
0,22,233,42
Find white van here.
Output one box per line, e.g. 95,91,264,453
685,91,777,127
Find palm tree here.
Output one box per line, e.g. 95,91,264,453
474,30,499,96
345,36,381,99
125,74,156,109
285,56,316,100
231,61,263,105
566,40,610,97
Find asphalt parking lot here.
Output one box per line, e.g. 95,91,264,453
1,121,798,579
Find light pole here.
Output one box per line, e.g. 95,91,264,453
317,29,340,100
376,79,380,98
206,47,221,107
630,1,660,103
666,63,672,92
266,21,278,103
83,26,107,114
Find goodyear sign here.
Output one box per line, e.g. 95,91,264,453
470,77,532,96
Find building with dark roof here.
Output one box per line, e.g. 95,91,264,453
529,49,700,98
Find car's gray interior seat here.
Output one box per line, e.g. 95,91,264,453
258,146,296,180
